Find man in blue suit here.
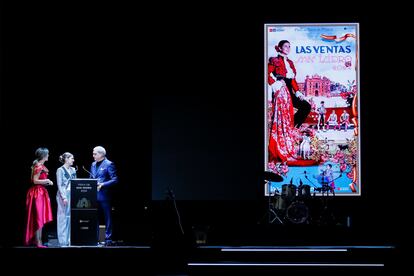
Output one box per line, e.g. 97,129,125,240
91,146,118,245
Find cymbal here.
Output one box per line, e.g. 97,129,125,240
263,171,283,182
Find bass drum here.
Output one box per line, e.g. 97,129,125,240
286,201,309,224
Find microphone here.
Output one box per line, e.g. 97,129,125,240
304,171,311,182
166,186,175,199
82,166,93,178
303,170,318,188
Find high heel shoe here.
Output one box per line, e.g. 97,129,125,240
36,243,47,248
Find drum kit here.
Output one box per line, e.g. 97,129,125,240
263,172,312,225
275,181,312,224
262,170,341,225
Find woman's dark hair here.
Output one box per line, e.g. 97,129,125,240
59,152,73,164
278,40,290,49
32,147,49,166
275,40,290,53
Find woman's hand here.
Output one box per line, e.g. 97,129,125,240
63,198,68,206
295,91,305,100
47,179,53,186
271,81,283,92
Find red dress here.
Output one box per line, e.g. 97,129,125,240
24,164,53,246
267,56,298,163
268,83,296,163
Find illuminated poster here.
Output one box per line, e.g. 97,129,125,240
265,23,360,196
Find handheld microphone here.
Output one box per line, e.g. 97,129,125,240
166,186,175,199
82,166,93,177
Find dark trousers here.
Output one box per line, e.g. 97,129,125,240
319,114,325,127
284,78,311,128
98,200,112,241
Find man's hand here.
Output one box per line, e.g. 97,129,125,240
97,183,104,191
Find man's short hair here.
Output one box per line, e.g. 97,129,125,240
94,146,106,156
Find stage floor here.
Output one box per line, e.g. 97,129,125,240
4,244,402,274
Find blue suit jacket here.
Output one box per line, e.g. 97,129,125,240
91,158,118,201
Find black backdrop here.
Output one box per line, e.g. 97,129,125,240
1,3,412,247
0,3,151,246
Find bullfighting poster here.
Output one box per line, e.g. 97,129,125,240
265,23,360,196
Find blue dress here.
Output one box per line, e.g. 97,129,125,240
56,166,76,246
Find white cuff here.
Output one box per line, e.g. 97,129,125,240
295,91,304,98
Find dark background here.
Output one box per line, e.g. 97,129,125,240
0,3,151,246
1,3,412,249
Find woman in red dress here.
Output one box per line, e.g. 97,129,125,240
24,148,54,247
267,40,300,163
